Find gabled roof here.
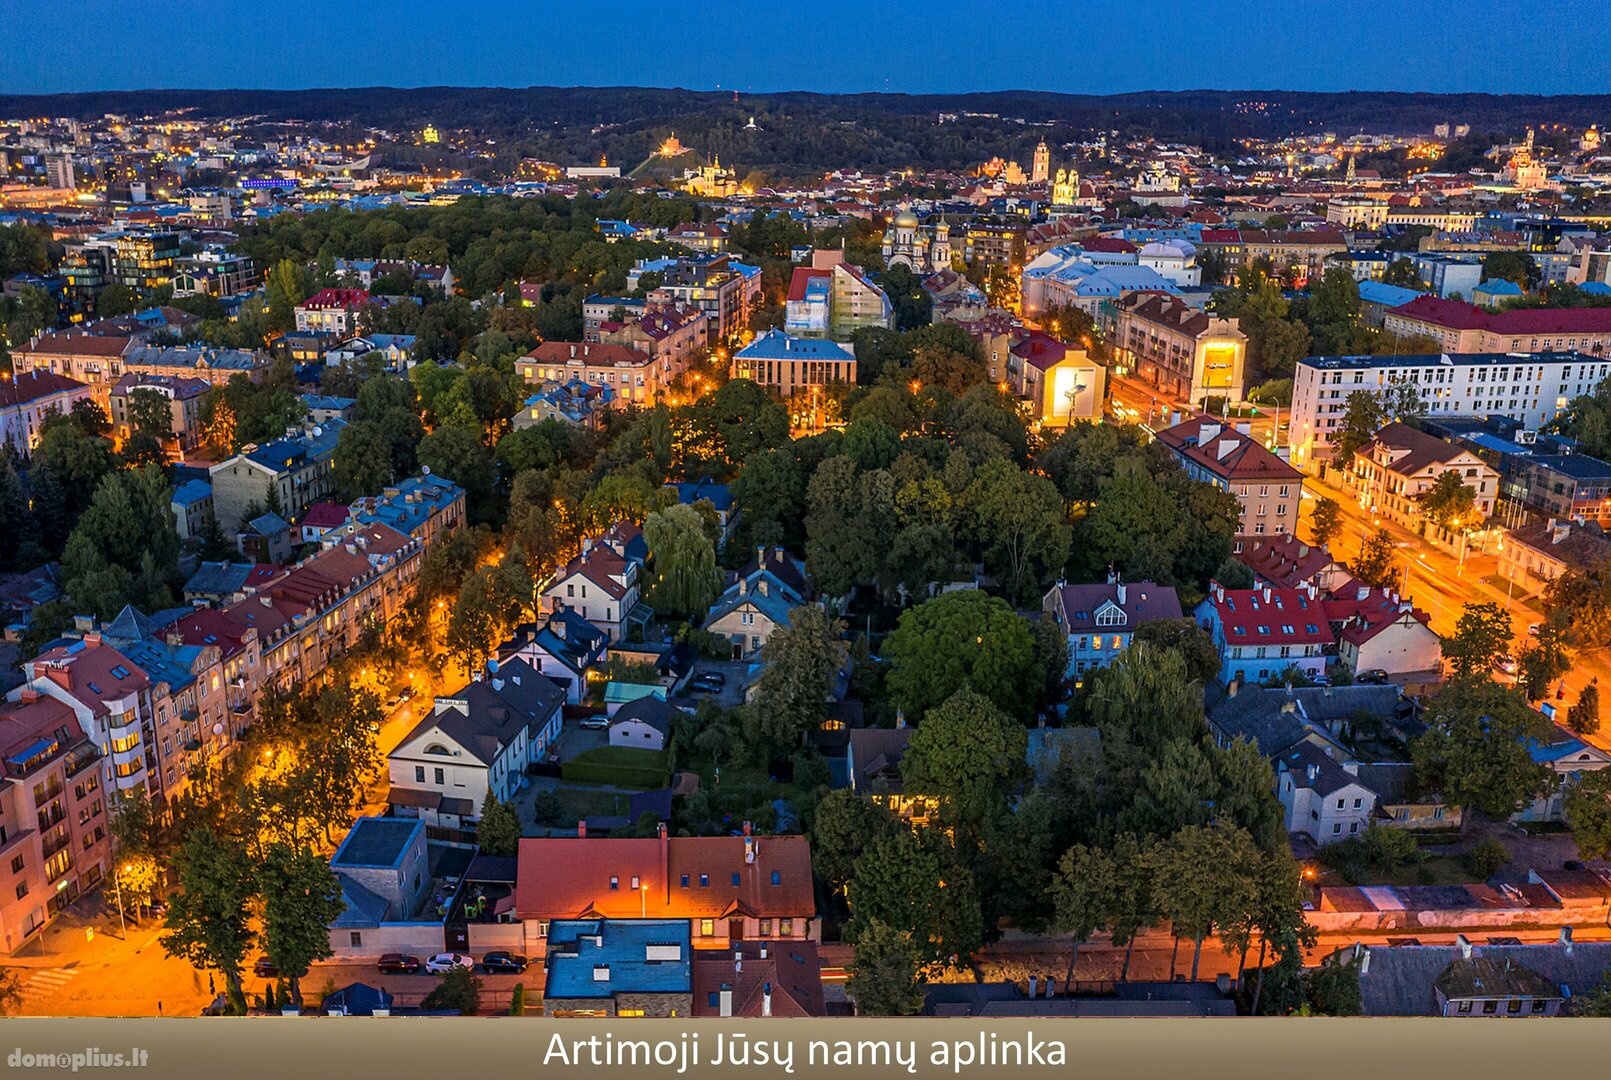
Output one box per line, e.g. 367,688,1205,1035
1157,416,1302,482
1276,743,1367,797
0,370,89,407
398,659,564,767
1047,580,1182,628
1204,584,1331,646
610,695,680,736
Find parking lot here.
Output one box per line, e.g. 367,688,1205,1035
678,658,751,708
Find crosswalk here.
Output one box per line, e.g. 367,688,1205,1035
12,966,79,1008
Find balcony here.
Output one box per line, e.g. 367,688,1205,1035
36,804,64,832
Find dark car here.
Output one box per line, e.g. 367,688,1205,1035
1356,669,1390,685
480,951,529,974
693,671,726,689
253,957,309,979
377,953,422,974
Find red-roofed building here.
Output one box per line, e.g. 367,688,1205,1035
1235,534,1350,594
0,370,94,451
1383,295,1611,354
515,830,818,954
1156,415,1303,544
666,221,729,253
298,501,351,543
1006,331,1106,426
1198,229,1347,287
10,334,136,401
600,304,706,377
295,288,371,335
1322,582,1442,677
516,341,665,407
1109,292,1246,407
1195,582,1333,686
692,940,826,1016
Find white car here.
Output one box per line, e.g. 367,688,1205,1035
425,952,474,974
1495,655,1519,676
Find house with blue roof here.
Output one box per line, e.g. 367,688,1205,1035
209,419,346,536
342,473,466,549
705,568,806,660
497,611,608,705
169,478,214,542
667,480,736,547
1516,721,1610,823
1473,277,1525,309
1357,280,1426,326
543,919,692,1017
327,816,460,959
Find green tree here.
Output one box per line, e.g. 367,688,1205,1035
257,844,343,1008
1306,954,1363,1016
1352,528,1399,590
509,983,527,1015
846,827,982,970
476,796,523,857
332,421,399,502
1148,823,1264,981
751,605,849,746
1048,842,1118,986
642,503,720,619
421,966,482,1015
901,689,1028,825
959,457,1071,606
846,919,928,1016
1381,257,1422,288
884,590,1037,721
1481,251,1540,291
1416,469,1478,532
1411,680,1555,818
162,828,257,1014
1445,602,1514,681
1563,769,1611,861
809,788,895,895
1568,681,1602,736
1309,496,1342,547
1333,391,1386,462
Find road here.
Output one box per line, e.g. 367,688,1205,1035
1105,376,1611,757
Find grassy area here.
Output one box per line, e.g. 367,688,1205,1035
553,786,635,818
1349,855,1479,887
561,746,671,788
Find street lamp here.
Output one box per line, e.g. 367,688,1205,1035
640,883,649,918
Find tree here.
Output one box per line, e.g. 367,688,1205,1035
1411,680,1555,818
421,966,482,1014
1148,823,1263,981
1030,614,1071,712
1416,469,1478,532
1309,497,1342,548
846,827,982,970
1445,602,1514,681
884,590,1037,722
333,421,399,502
1482,250,1540,291
1333,391,1386,462
1518,625,1571,702
509,983,527,1016
846,919,928,1016
751,605,848,746
1352,528,1399,590
1048,843,1117,987
810,788,895,895
959,458,1071,606
1571,971,1611,1017
901,689,1028,825
257,844,343,1007
1563,769,1611,861
476,796,523,857
642,503,720,619
162,828,257,1014
1306,954,1363,1016
0,967,19,1016
1382,258,1421,288
1081,642,1207,762
1568,681,1601,737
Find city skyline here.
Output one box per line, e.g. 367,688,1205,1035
1,0,1608,97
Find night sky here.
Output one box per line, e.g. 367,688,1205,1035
1,0,1606,96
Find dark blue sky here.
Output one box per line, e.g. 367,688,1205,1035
2,0,1606,96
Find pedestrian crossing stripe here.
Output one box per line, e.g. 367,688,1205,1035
18,968,78,997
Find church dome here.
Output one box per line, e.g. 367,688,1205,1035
893,209,919,229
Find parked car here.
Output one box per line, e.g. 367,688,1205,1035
1527,623,1542,637
692,671,726,689
1356,669,1390,685
425,952,474,974
479,951,529,974
377,953,422,974
578,717,609,730
253,957,308,979
1495,654,1519,675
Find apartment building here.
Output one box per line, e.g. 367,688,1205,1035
0,693,110,954
0,371,93,452
1156,415,1303,542
516,342,664,408
1382,296,1611,354
108,373,210,459
633,255,762,347
730,329,856,399
1195,582,1333,686
783,252,894,341
1005,331,1106,427
295,288,372,335
1198,228,1348,287
599,305,707,378
1350,422,1498,532
208,420,346,534
1108,292,1246,407
1287,350,1606,470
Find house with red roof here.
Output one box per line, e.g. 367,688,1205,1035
297,501,351,543
0,370,93,451
514,828,818,955
1006,331,1106,426
1322,582,1442,679
692,939,826,1016
1156,416,1303,545
1195,582,1333,687
539,524,648,642
295,288,372,336
1235,534,1350,595
516,341,664,407
1109,292,1246,408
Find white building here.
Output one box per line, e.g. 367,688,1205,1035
1275,744,1378,844
1289,350,1609,471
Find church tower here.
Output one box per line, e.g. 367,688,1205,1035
1032,139,1050,184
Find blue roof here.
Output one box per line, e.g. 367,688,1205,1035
736,329,853,362
706,569,803,627
1476,278,1524,295
545,919,691,998
351,474,465,537
1578,282,1611,296
1357,281,1425,309
302,394,355,411
332,817,424,870
171,478,212,507
669,480,733,512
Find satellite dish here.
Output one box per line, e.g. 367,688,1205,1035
212,722,224,735
421,465,432,475
311,425,323,437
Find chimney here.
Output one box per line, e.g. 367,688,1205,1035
719,986,733,1017
1456,934,1472,960
1306,763,1318,783
1028,975,1038,997
759,943,768,960
756,545,766,567
1262,586,1273,604
577,820,587,838
1227,673,1241,699
762,983,773,1017
1559,926,1574,955
895,709,906,729
742,820,752,837
1357,945,1371,975
1044,977,1056,997
745,836,757,864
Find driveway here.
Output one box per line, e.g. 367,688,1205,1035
679,658,751,708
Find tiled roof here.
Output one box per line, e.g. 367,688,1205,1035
1157,416,1303,482
1049,580,1182,628
0,370,89,406
1206,584,1330,646
1389,294,1611,334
